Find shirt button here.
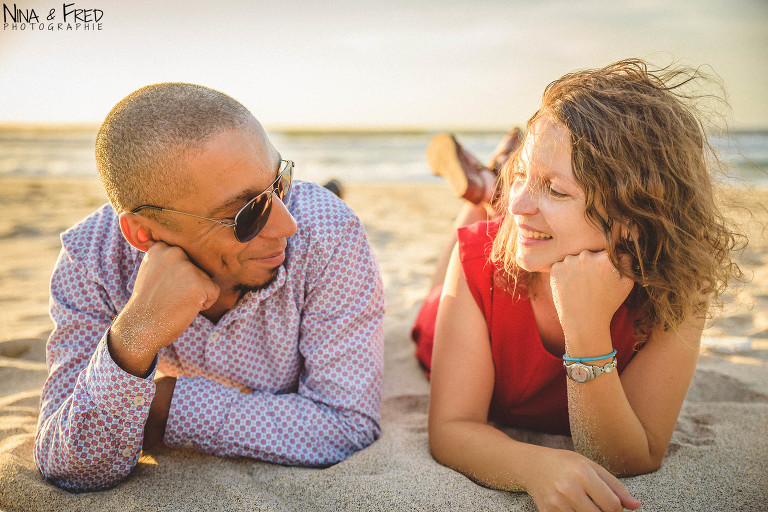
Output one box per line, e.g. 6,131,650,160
209,332,220,341
132,396,146,406
121,448,133,457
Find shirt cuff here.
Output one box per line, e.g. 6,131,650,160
164,376,235,453
83,332,156,424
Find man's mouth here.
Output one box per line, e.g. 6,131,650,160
256,251,286,266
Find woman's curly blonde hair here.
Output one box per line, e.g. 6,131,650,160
491,58,746,347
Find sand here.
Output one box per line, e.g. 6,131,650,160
0,177,766,511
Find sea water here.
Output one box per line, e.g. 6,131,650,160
1,126,766,187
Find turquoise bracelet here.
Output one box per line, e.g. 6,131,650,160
562,349,617,363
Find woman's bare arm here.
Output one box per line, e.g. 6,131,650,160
551,250,702,475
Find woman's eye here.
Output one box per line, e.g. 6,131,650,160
548,185,568,198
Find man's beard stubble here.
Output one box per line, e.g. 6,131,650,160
233,265,280,296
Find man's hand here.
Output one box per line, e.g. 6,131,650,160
108,242,220,377
143,376,177,451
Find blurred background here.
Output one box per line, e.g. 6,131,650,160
1,0,766,185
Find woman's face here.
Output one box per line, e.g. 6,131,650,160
507,115,606,273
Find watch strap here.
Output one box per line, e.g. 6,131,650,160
564,356,617,383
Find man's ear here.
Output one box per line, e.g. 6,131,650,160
119,212,156,252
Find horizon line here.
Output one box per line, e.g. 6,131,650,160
2,122,767,134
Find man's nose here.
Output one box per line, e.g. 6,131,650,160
258,194,297,239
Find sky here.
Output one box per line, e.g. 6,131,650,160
1,0,766,129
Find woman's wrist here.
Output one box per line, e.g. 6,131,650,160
563,327,613,363
563,349,616,362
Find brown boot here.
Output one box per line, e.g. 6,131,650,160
487,127,524,173
426,133,490,204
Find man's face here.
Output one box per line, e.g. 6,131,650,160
151,126,297,294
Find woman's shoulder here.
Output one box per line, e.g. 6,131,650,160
456,216,504,262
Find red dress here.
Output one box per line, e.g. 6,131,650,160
412,218,642,435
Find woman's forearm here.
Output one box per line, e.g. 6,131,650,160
566,373,660,475
429,419,547,492
429,418,642,510
565,331,660,475
564,314,703,477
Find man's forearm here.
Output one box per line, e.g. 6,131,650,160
143,376,176,450
164,375,380,466
35,333,156,491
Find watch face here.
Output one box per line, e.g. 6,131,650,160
570,365,590,383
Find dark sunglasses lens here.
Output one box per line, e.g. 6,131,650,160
279,163,293,204
235,194,272,242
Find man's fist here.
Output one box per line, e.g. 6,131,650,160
108,242,220,377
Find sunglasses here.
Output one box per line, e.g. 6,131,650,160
132,159,294,243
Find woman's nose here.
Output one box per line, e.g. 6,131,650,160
507,180,539,216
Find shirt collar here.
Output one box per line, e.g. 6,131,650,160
238,264,288,307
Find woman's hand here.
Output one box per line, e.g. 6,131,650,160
526,449,642,512
549,250,634,342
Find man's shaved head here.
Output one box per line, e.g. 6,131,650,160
95,83,272,224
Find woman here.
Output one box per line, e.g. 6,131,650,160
413,59,744,511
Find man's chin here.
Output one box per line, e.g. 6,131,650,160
233,267,280,295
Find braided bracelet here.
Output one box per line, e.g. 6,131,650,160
562,349,617,363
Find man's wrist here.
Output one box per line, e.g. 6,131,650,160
143,376,176,450
107,323,158,378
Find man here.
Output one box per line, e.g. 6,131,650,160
34,83,385,492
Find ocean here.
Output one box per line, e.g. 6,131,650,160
1,126,766,187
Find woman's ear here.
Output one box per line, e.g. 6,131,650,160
623,223,640,243
613,219,639,244
119,212,156,252
620,225,631,240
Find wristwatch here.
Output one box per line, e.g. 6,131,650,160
564,357,617,383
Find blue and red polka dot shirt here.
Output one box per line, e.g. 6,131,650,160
34,181,385,492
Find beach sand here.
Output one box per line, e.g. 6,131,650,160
0,177,766,511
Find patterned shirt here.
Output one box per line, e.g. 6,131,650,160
34,182,385,492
